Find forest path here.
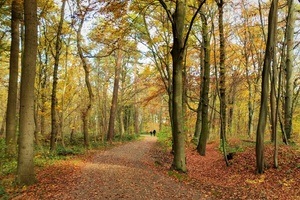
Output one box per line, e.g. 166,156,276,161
69,135,202,199
13,135,203,200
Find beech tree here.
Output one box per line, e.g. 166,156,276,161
197,8,211,156
50,0,67,151
74,0,95,148
17,0,37,185
158,0,206,172
107,49,123,141
6,0,22,155
256,0,278,174
284,0,296,141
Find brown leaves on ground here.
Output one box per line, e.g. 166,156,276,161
9,138,300,199
186,141,299,199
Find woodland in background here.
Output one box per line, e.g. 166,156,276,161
0,0,299,186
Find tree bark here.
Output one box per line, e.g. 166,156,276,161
284,0,295,141
6,0,22,155
169,0,187,172
216,0,226,142
75,0,94,148
256,0,278,174
216,0,229,166
159,0,205,172
17,0,37,185
50,0,66,151
193,45,204,143
197,11,211,156
107,49,122,141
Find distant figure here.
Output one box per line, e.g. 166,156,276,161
153,129,156,136
150,131,152,136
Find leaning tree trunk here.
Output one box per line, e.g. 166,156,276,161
256,0,278,174
17,0,37,185
6,0,22,156
50,0,66,151
284,0,295,141
107,50,122,141
76,1,94,148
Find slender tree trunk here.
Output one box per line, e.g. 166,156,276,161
228,78,237,134
6,0,22,155
216,0,226,142
59,36,70,148
284,0,295,141
102,81,109,141
134,66,139,134
75,0,94,148
193,47,204,143
216,0,229,166
270,60,278,142
197,11,211,156
245,55,254,138
50,0,66,151
17,0,37,185
0,112,6,136
256,0,278,174
107,50,122,141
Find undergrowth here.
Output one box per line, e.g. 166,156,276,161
0,134,140,199
156,126,172,151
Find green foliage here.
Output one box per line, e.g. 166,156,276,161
0,138,17,175
34,144,86,167
219,139,247,154
156,126,172,150
168,170,188,182
0,184,9,200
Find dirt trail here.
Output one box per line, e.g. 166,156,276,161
14,135,203,200
70,135,202,199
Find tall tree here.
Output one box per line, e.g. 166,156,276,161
215,0,226,143
17,0,37,185
75,0,94,148
6,0,22,155
197,9,211,156
284,0,295,141
107,49,122,141
256,0,278,174
50,0,66,151
158,0,205,172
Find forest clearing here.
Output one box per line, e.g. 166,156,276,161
1,135,299,200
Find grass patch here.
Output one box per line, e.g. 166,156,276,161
168,170,188,182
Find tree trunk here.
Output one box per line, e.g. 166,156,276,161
193,46,204,143
216,0,229,166
197,11,211,156
75,0,94,148
17,0,37,185
256,0,278,174
107,49,122,141
6,0,22,155
50,0,66,151
216,0,226,142
158,0,205,172
169,0,187,172
284,0,295,141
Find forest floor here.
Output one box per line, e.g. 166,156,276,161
6,135,300,200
